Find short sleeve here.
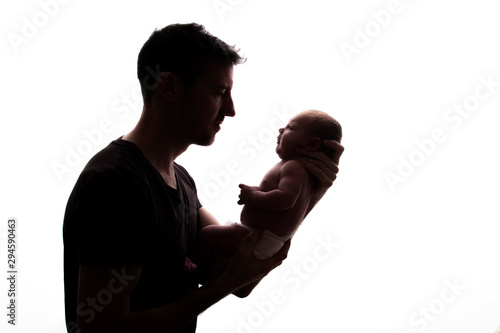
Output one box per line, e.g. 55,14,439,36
72,170,146,265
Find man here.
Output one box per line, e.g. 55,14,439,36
63,23,343,333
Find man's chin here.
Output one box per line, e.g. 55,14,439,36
193,134,216,147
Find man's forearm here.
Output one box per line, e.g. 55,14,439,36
118,230,288,333
121,281,230,333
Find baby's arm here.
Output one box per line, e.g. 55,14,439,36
238,160,307,211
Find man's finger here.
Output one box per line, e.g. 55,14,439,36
276,239,291,260
301,160,333,186
323,140,344,166
264,239,291,270
295,141,344,167
322,139,344,150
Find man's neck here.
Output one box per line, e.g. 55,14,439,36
122,109,190,188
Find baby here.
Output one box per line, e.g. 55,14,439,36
198,110,342,283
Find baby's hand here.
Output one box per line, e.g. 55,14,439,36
238,184,259,205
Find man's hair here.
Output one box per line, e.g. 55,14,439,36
301,110,342,158
137,23,245,105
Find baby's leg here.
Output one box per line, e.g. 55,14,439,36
197,223,249,285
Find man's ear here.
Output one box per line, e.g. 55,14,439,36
156,72,180,102
306,137,322,152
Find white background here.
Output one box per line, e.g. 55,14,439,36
1,0,499,332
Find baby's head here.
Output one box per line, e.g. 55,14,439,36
276,110,342,160
300,109,342,157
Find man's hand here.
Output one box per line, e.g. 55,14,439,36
237,184,260,205
294,139,344,191
214,229,290,295
294,139,344,215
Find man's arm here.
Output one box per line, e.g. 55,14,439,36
199,207,221,228
76,231,289,333
238,160,306,211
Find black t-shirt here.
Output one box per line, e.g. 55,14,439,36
63,137,201,332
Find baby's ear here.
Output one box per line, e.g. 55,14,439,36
305,137,322,151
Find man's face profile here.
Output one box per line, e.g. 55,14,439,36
178,61,235,146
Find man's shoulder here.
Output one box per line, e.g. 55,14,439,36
84,137,138,171
74,138,151,193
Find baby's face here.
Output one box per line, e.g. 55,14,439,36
276,114,313,160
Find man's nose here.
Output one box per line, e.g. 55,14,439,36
221,94,235,117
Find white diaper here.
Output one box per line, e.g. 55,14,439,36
239,223,292,260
